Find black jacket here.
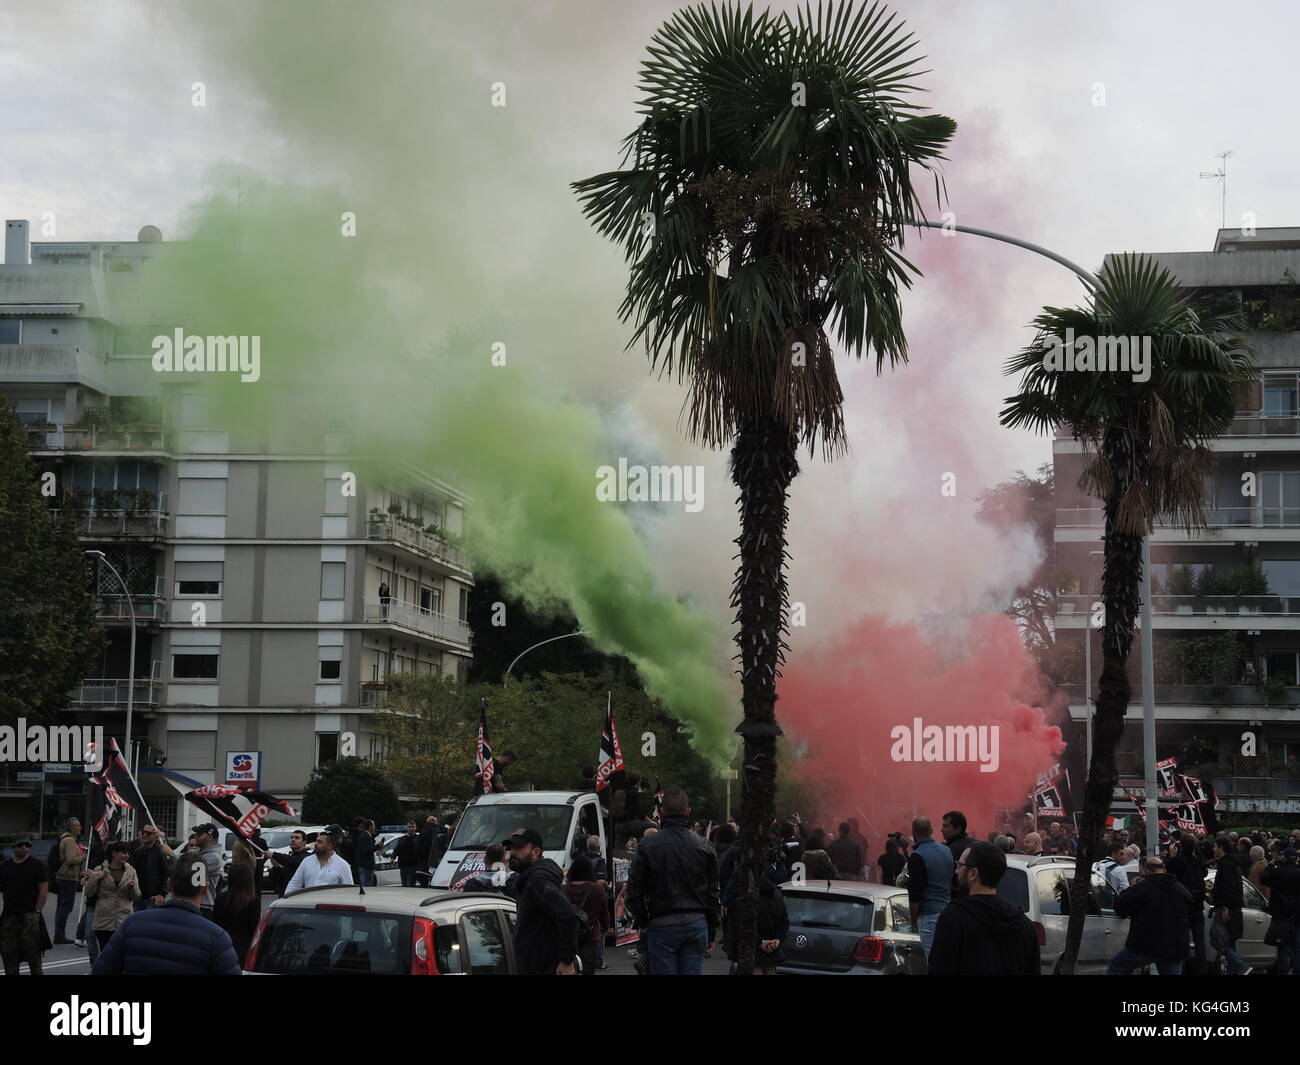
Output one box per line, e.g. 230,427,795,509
395,832,422,869
1167,850,1207,902
626,816,720,938
927,894,1041,976
723,864,789,963
269,848,309,897
826,835,863,879
511,858,578,974
1261,860,1300,920
129,843,170,898
946,834,980,896
1113,873,1196,960
1211,855,1244,910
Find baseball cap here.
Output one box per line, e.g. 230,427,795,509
1284,847,1298,859
12,834,32,848
193,823,219,839
504,828,544,849
324,824,345,837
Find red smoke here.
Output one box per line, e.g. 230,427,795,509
780,613,1065,855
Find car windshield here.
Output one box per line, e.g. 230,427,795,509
451,804,574,850
261,831,299,849
783,892,873,932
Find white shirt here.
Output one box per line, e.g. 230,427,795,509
285,852,354,895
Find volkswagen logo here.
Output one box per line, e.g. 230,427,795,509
794,934,809,949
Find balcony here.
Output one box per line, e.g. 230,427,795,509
359,683,391,708
52,491,170,539
366,517,470,573
1058,506,1300,530
69,678,162,708
1226,413,1300,436
1057,594,1300,617
1060,682,1300,708
364,599,472,648
25,423,168,453
95,594,167,625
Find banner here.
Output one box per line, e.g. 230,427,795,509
88,738,147,842
594,695,626,793
1033,759,1071,820
1156,757,1180,800
611,857,638,946
179,783,295,842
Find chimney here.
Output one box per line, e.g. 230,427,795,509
5,220,30,265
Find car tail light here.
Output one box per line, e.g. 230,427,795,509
853,936,885,963
1032,921,1046,946
411,917,439,975
245,909,272,971
314,903,366,912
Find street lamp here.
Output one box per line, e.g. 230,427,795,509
910,218,1159,858
85,550,134,828
502,631,588,687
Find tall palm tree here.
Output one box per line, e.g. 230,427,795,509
1001,253,1254,973
574,0,954,973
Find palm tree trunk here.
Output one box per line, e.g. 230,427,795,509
1058,487,1143,973
730,415,798,975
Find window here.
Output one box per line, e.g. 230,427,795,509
458,587,469,622
317,733,340,765
165,730,216,769
419,586,441,615
1243,879,1268,911
889,894,914,934
1261,472,1300,526
324,477,348,516
319,659,341,680
0,320,20,344
782,893,873,932
321,562,345,600
435,923,464,974
1265,382,1298,417
175,561,223,597
1262,561,1300,596
173,652,219,679
461,911,510,975
1265,652,1298,684
996,867,1031,913
252,911,407,974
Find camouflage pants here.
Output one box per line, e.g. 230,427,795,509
1,912,42,975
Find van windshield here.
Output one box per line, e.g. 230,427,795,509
451,804,574,851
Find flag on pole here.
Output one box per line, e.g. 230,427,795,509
651,782,664,825
594,694,626,793
177,782,295,842
88,738,147,842
474,702,495,795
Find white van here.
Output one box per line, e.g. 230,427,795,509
430,791,607,889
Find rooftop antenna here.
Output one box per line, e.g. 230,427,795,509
1199,150,1233,230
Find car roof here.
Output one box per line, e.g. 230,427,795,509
465,791,585,806
269,885,514,916
1005,854,1075,869
780,879,904,899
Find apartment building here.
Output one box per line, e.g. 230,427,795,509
1054,227,1300,820
0,219,473,835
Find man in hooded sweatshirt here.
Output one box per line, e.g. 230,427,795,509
1107,856,1196,975
928,841,1040,975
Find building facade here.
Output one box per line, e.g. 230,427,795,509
1054,227,1300,822
1,219,473,835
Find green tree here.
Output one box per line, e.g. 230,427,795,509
301,756,402,827
573,0,954,974
0,400,102,723
1001,253,1254,973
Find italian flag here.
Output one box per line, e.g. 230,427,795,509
1106,816,1129,830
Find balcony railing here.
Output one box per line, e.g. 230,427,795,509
1057,506,1300,529
359,683,391,708
52,498,170,538
1057,593,1300,617
365,599,472,647
366,518,469,572
69,678,162,707
1226,412,1300,436
1061,682,1300,707
95,594,167,624
25,424,168,452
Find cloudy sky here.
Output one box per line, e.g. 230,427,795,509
4,0,1297,624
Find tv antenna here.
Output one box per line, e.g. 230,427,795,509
1199,150,1233,230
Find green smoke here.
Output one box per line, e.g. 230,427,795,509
118,6,737,760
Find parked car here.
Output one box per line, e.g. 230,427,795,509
777,880,927,975
430,791,606,888
1203,867,1275,971
244,885,520,974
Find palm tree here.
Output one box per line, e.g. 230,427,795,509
573,0,954,973
1001,253,1254,973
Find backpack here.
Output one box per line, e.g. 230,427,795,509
570,883,596,944
47,839,64,880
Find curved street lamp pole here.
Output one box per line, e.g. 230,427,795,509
909,218,1157,858
503,630,589,687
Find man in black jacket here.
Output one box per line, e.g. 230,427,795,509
506,828,577,975
1108,857,1196,975
1211,835,1250,975
395,820,422,887
1167,831,1208,975
1261,847,1300,975
941,811,980,898
267,830,310,897
128,825,173,910
928,842,1040,975
626,787,720,975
